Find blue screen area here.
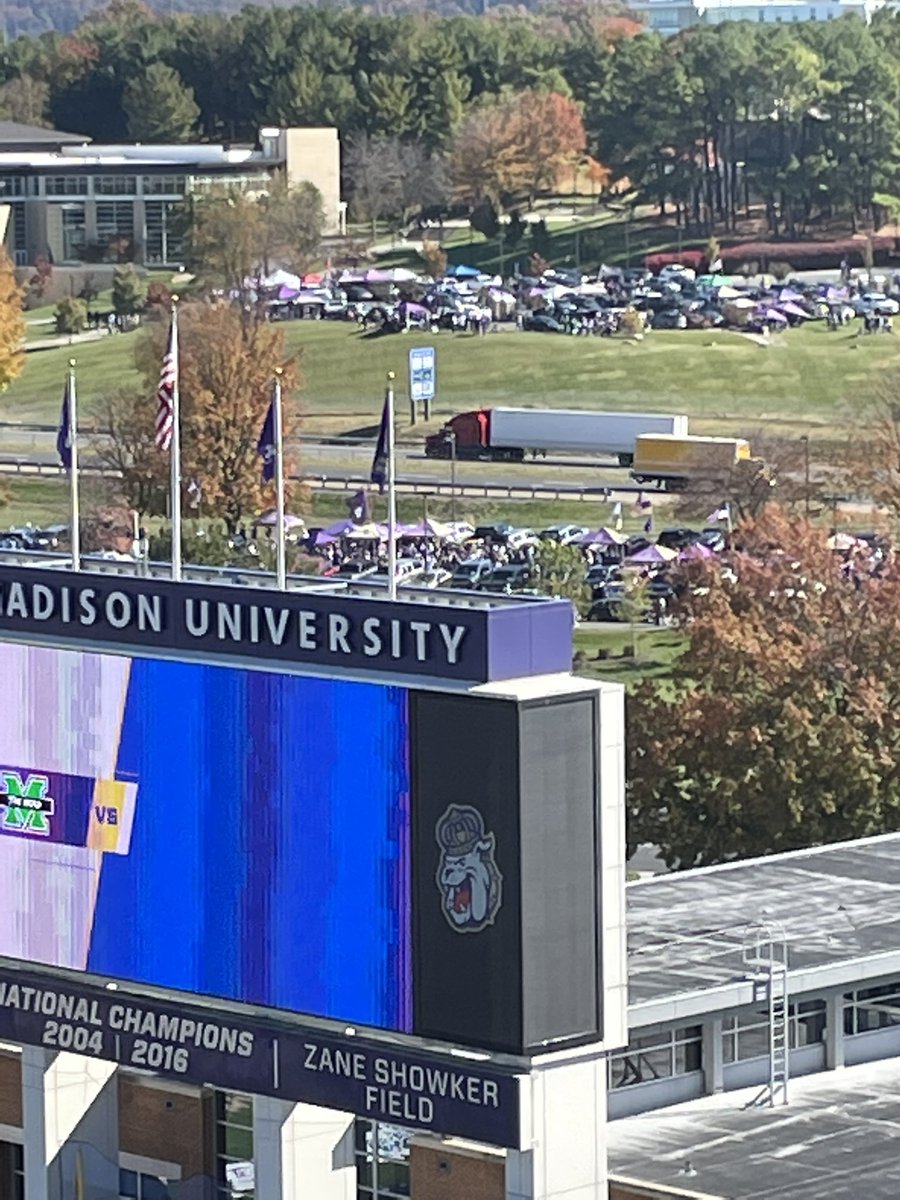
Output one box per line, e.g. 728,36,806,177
85,657,412,1031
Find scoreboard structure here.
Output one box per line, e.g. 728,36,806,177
0,562,627,1197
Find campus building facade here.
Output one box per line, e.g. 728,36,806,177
0,121,343,268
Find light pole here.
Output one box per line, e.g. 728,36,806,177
446,429,457,525
800,435,810,519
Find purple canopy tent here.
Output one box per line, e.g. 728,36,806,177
678,542,716,561
580,527,627,546
626,544,677,564
257,511,306,530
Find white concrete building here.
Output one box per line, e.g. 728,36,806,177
632,0,886,36
0,120,343,268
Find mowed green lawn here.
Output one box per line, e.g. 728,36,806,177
0,319,893,441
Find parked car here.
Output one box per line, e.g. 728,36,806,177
540,524,589,545
481,563,536,593
506,528,539,552
473,522,515,543
524,313,564,333
698,527,727,552
657,527,703,550
584,563,620,590
449,558,494,589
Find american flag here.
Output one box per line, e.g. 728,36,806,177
155,318,177,452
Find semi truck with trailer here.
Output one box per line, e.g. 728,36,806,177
630,434,765,491
424,408,690,465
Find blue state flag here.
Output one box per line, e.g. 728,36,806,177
256,399,276,483
56,376,73,471
370,397,389,492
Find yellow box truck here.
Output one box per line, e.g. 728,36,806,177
631,434,759,491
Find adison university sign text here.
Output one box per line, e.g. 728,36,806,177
0,565,572,684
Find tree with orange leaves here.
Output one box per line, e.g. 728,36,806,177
627,507,900,868
452,89,586,211
99,302,299,536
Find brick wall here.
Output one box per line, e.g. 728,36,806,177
0,1052,21,1127
410,1140,505,1200
118,1078,212,1180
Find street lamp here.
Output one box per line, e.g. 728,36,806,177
444,429,457,526
823,494,849,528
800,435,810,519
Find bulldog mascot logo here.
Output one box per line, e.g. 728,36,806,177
435,804,503,933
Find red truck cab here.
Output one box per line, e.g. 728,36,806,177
424,410,491,458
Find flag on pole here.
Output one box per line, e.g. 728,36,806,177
56,375,73,471
257,400,276,482
706,503,730,523
611,500,623,532
370,398,389,492
155,320,177,452
348,489,370,522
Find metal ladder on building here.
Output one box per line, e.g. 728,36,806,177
743,921,789,1108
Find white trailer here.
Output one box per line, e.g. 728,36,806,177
487,409,690,465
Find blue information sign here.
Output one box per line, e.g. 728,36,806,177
409,346,436,403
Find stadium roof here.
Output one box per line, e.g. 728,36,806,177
0,121,88,149
608,1057,900,1200
626,833,900,1026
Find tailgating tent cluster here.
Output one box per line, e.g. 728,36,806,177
314,518,474,547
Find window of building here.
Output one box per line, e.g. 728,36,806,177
0,1142,23,1200
60,203,86,260
188,172,270,197
144,200,182,265
142,175,186,196
608,1026,702,1089
215,1091,254,1200
94,175,137,195
845,982,900,1035
0,174,27,197
355,1121,411,1200
96,200,135,255
119,1168,171,1199
723,1000,827,1063
11,202,25,254
44,175,86,196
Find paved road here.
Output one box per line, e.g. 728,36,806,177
0,454,649,501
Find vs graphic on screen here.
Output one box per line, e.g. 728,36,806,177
0,765,136,854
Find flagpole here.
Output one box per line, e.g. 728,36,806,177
170,299,182,582
386,371,397,601
273,367,286,590
67,358,81,570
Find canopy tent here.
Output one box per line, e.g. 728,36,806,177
580,527,628,546
343,522,388,540
626,544,678,564
259,269,302,290
778,301,810,320
679,541,716,561
256,511,306,530
397,518,455,539
826,532,865,551
363,267,418,284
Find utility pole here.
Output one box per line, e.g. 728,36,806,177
800,435,810,519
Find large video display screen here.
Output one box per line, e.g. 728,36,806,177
0,643,412,1033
